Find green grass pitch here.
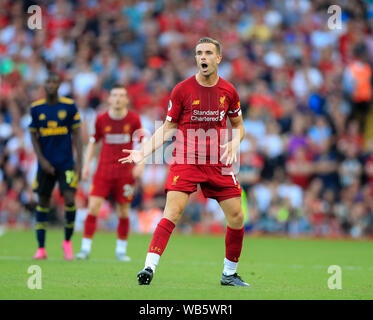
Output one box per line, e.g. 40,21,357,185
0,229,372,300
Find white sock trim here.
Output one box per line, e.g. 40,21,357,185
81,238,92,253
145,252,160,273
223,257,238,276
116,239,128,254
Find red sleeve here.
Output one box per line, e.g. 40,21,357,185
227,87,241,118
92,115,102,142
166,84,183,123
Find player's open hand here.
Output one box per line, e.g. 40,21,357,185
82,164,90,181
220,141,239,166
40,158,55,175
119,149,144,164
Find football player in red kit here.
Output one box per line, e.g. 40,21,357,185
119,38,249,286
76,84,144,261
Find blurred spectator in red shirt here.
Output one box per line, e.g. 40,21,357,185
286,146,314,189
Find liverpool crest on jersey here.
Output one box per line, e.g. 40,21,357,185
124,124,131,133
219,96,226,108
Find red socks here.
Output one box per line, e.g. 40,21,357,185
148,218,175,255
84,214,97,238
84,215,129,240
147,219,242,261
225,226,244,262
117,217,129,240
86,214,243,264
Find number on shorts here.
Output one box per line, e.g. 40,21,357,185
123,184,134,197
65,170,77,188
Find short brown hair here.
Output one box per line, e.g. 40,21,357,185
196,37,222,55
110,83,126,91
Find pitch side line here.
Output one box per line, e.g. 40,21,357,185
0,256,372,272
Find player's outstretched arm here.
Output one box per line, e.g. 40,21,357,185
119,120,177,164
82,138,99,181
220,115,245,166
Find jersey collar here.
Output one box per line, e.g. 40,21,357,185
194,74,220,88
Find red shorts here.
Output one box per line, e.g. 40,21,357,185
91,174,135,204
164,164,242,202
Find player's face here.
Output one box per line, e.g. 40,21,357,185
195,43,222,77
109,88,129,110
44,75,60,95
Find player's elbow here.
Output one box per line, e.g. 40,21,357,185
240,124,245,138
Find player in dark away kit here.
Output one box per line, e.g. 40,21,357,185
29,72,82,260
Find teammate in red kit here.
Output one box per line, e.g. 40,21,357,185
119,38,249,286
76,84,144,261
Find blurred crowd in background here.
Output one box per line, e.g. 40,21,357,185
1,0,373,238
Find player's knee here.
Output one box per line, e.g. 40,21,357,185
164,206,183,224
117,206,130,218
88,196,104,216
88,202,100,216
227,210,244,228
38,195,50,208
63,194,75,207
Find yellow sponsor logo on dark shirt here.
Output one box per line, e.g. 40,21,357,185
39,126,68,136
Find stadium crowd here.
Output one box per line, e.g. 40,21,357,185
1,0,373,238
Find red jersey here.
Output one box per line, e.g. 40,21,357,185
166,75,241,165
93,110,142,180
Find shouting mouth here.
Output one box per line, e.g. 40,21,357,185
201,63,209,72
